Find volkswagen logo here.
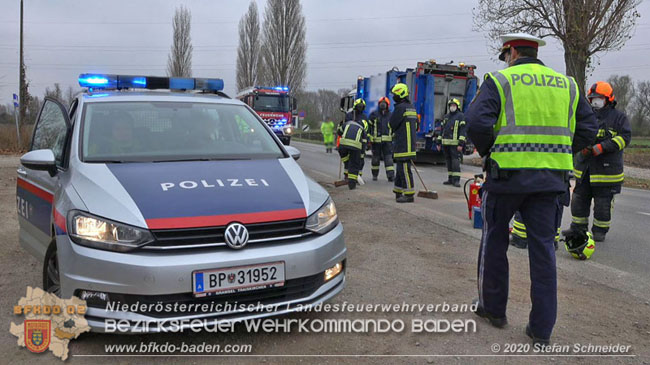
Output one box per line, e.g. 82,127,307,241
224,223,249,249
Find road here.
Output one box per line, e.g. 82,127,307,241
294,141,650,292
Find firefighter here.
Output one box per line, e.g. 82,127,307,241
338,98,368,189
437,98,467,187
465,33,598,344
368,97,395,181
321,119,335,153
389,83,418,203
565,82,631,242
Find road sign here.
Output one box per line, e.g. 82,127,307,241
299,111,305,118
13,93,18,108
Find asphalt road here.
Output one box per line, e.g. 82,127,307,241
293,141,650,287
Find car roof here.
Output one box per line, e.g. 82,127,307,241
80,90,243,105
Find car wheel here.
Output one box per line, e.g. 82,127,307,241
43,239,61,297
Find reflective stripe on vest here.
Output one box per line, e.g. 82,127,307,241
340,121,364,149
487,64,578,170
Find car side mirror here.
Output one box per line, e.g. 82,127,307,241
21,149,57,177
285,146,301,161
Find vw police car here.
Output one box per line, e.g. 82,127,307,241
16,74,346,332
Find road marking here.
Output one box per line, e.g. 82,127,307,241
637,212,650,217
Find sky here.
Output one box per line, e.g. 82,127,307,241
0,0,649,107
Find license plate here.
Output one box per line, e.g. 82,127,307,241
192,262,285,297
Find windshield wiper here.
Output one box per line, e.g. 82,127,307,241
152,157,252,162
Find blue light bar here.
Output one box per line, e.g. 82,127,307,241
78,73,224,92
79,74,117,89
169,78,195,90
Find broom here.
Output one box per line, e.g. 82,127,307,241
334,159,348,187
412,161,438,199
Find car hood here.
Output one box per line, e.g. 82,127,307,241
70,158,326,229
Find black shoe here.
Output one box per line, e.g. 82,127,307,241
472,299,508,328
387,176,394,182
554,240,558,251
453,181,461,187
348,181,357,190
372,176,378,181
510,235,528,249
526,324,550,346
592,231,606,242
396,195,414,203
443,181,452,185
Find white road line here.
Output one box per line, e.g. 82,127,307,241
637,212,650,217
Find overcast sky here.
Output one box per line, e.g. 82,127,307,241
1,0,649,106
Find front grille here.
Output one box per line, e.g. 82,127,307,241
146,219,309,249
83,272,325,318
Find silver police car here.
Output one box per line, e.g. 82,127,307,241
16,74,346,332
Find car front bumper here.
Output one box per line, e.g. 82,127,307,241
57,222,346,333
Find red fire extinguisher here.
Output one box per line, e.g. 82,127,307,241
464,174,484,220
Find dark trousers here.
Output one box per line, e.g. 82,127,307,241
478,191,560,340
339,147,362,183
570,174,619,234
393,159,414,196
371,142,395,179
442,145,461,183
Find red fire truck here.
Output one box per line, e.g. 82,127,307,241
237,86,296,145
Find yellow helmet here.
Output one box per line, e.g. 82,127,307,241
564,231,595,260
448,98,461,108
391,83,409,99
353,98,366,108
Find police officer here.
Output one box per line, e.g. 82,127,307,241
437,98,467,187
566,82,631,242
389,83,418,203
465,33,598,344
321,119,335,153
338,99,368,189
368,97,395,181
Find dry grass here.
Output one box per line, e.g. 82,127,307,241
0,124,32,153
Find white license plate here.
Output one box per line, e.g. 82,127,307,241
192,262,285,297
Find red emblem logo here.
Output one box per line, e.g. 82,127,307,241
25,319,51,353
228,273,236,283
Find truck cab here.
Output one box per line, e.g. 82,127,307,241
237,86,297,145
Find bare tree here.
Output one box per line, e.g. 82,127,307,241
631,80,650,136
167,5,193,78
259,0,307,91
473,0,641,90
236,2,261,91
44,83,63,103
607,75,634,113
64,85,80,106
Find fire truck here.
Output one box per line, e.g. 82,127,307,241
341,60,479,163
237,86,296,145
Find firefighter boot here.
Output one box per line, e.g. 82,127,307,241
348,180,357,190
396,195,414,203
592,230,606,242
510,235,528,249
395,192,402,201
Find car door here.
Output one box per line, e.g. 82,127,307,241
17,98,71,259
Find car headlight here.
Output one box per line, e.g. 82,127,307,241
283,126,293,135
306,198,338,234
68,211,154,252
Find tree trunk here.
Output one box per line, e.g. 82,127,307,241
563,44,588,92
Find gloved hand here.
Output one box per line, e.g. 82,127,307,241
591,144,604,156
580,146,593,157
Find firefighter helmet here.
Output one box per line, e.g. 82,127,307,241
588,82,615,102
391,83,409,99
378,96,391,107
563,230,595,260
448,98,461,108
353,98,366,109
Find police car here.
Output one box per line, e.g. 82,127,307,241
16,74,346,332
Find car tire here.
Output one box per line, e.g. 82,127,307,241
43,239,61,297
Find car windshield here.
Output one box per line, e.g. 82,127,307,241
81,101,284,162
253,94,289,112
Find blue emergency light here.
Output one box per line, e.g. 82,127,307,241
78,73,224,92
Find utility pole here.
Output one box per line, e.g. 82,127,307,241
19,0,26,126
